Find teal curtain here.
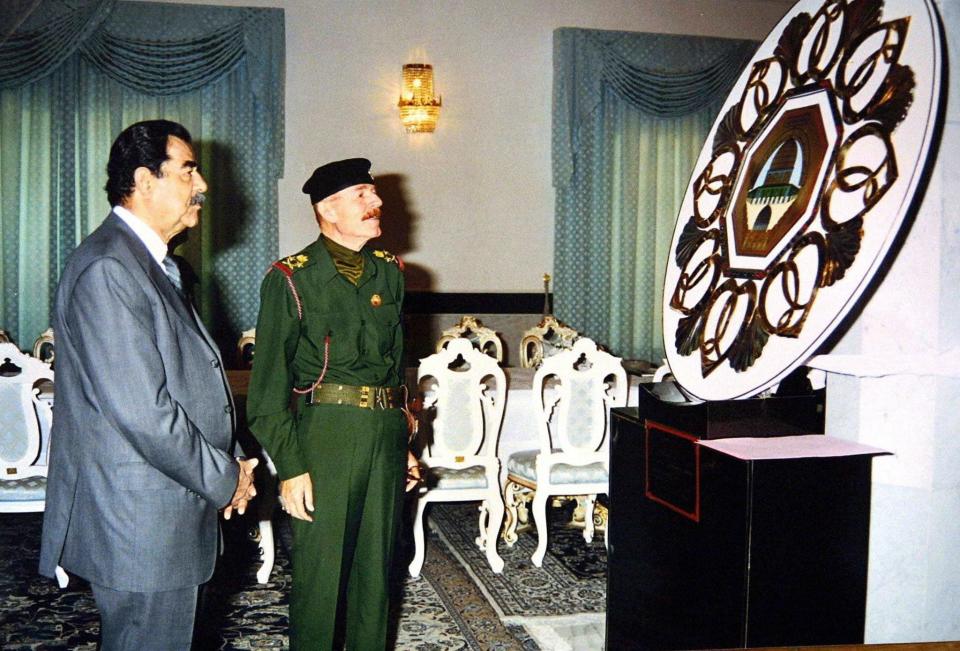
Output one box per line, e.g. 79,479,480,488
0,0,284,355
552,28,754,362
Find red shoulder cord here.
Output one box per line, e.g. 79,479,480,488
269,262,329,395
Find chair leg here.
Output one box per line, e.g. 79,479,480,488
484,493,505,573
531,489,549,567
255,457,279,584
408,496,429,578
605,511,610,553
55,565,69,589
256,519,275,584
475,502,488,550
583,494,596,544
502,480,522,547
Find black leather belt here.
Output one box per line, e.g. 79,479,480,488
305,383,404,409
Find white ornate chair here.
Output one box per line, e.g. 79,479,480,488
503,337,627,567
409,337,507,577
436,316,503,363
0,342,68,587
236,328,256,369
32,327,55,365
519,315,580,368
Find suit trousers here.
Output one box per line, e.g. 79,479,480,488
289,404,407,650
91,582,198,651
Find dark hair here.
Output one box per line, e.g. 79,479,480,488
104,120,193,206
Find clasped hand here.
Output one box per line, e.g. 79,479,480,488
223,457,258,520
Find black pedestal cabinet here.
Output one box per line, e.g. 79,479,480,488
606,402,883,650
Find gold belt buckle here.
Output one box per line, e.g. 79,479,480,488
359,385,371,409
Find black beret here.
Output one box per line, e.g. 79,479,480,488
302,158,374,203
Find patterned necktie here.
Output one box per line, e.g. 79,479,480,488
161,255,184,294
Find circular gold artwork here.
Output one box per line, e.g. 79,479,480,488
663,0,945,401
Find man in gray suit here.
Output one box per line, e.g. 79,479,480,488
39,120,257,650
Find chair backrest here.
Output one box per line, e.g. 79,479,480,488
519,314,580,368
533,337,626,455
436,315,503,363
32,327,55,365
418,337,506,461
237,328,256,369
0,342,54,479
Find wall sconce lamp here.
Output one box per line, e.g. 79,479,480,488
398,63,441,133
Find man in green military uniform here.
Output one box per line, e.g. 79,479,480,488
247,158,420,650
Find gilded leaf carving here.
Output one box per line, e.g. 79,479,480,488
820,217,863,287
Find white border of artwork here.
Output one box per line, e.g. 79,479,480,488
662,0,945,401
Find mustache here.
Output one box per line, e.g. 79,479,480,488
190,192,206,207
362,207,381,221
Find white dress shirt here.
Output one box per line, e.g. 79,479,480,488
113,205,168,267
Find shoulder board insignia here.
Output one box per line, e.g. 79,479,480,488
270,253,309,278
373,249,404,271
277,253,309,271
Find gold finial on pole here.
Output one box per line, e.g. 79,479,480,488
543,273,552,316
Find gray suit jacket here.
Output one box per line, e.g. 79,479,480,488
39,213,239,592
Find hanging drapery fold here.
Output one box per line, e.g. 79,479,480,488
552,28,754,362
603,56,746,116
0,0,284,353
1,1,271,98
81,23,246,95
0,0,114,88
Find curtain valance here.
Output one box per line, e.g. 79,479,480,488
0,0,112,87
81,19,246,95
1,0,281,112
552,27,755,190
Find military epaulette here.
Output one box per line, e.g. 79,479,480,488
272,253,310,275
373,249,405,272
267,254,308,320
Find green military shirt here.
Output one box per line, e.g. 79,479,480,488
247,236,405,479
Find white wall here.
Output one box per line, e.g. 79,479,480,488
823,0,959,642
130,0,792,291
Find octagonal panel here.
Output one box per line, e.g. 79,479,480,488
725,88,840,272
662,0,944,401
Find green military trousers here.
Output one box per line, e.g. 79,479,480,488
289,401,407,650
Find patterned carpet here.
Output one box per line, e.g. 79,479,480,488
429,501,607,620
0,501,603,650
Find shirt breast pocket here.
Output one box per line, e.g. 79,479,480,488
372,301,400,354
307,311,360,367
